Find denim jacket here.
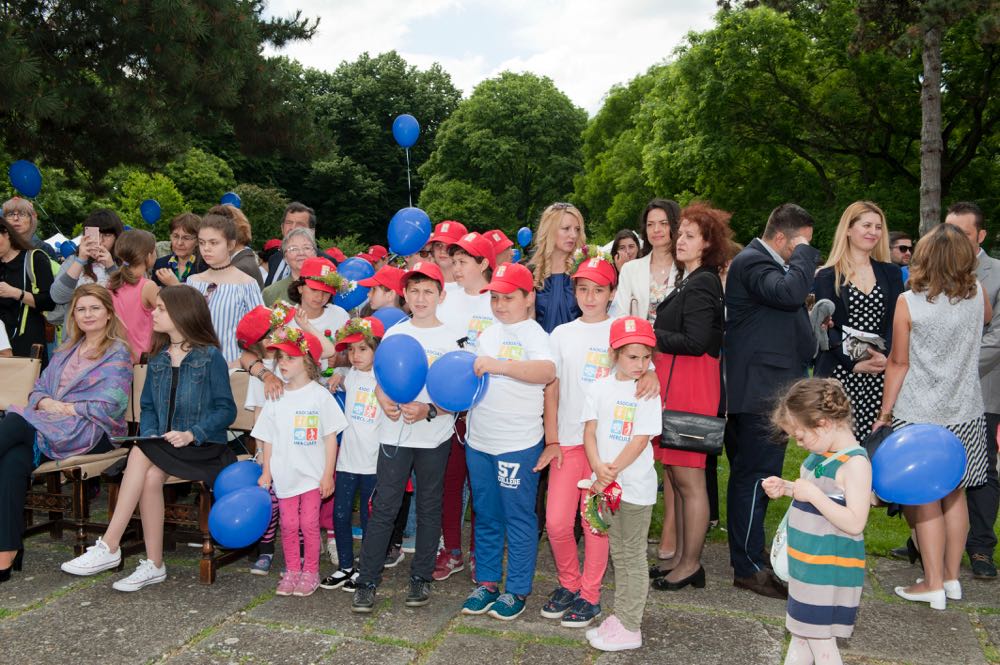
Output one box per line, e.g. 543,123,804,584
139,345,236,445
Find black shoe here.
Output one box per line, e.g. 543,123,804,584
351,583,377,613
891,538,921,565
405,575,432,607
320,567,353,590
13,548,23,572
971,553,997,580
653,566,706,591
649,565,673,580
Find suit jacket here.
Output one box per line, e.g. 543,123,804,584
264,251,285,287
813,260,905,375
977,251,1000,414
654,267,724,358
724,238,820,414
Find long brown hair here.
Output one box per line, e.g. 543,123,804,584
149,285,221,355
0,217,32,252
59,284,129,360
107,229,156,293
908,223,979,304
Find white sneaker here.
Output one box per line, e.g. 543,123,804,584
327,538,338,566
113,559,166,592
61,538,121,576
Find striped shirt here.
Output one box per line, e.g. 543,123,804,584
187,281,264,363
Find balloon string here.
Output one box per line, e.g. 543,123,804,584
405,147,412,208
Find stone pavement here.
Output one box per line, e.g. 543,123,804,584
2,532,998,665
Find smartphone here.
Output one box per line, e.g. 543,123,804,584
84,226,99,245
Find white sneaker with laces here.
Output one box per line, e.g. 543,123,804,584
61,537,122,576
113,559,166,592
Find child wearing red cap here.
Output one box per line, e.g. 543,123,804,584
429,220,468,287
461,262,556,621
485,229,514,266
252,327,347,598
286,256,350,365
582,316,662,652
358,265,405,312
320,317,386,591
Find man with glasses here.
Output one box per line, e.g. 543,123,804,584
2,198,57,259
889,231,913,267
264,202,317,287
261,228,318,307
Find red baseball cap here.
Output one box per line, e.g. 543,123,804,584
401,261,445,290
267,328,323,364
452,232,498,270
236,305,295,350
356,252,377,265
324,247,346,263
428,220,468,245
485,229,513,254
609,316,656,350
572,257,618,287
480,262,534,294
367,245,388,260
300,257,340,295
333,317,386,352
358,265,405,297
264,238,282,252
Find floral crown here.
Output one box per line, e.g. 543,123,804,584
306,270,355,295
269,301,296,331
571,244,613,274
327,317,380,346
268,325,312,359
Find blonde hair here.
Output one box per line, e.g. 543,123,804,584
908,223,979,303
772,378,853,432
108,229,156,293
531,203,587,289
822,201,890,295
59,284,129,360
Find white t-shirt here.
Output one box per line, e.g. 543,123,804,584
467,318,554,455
550,318,615,447
338,368,382,475
0,324,10,353
245,357,281,411
288,303,349,370
437,287,496,351
581,375,662,506
377,320,459,448
250,382,347,499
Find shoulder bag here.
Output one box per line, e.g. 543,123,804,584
659,354,726,455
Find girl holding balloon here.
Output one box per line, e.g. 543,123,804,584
62,286,237,591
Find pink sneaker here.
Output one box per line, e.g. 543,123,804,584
276,571,300,596
432,549,465,581
586,614,622,642
589,620,642,652
294,571,320,597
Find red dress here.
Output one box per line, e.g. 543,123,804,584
653,351,721,469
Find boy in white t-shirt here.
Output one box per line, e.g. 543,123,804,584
582,316,662,652
429,220,468,289
351,262,460,613
461,262,557,621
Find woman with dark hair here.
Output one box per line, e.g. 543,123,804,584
50,209,124,319
650,203,731,591
0,217,55,362
61,285,237,591
153,213,203,286
0,284,131,582
610,229,641,272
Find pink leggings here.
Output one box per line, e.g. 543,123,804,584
278,488,322,574
545,445,610,604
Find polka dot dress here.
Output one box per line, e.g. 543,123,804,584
832,284,885,439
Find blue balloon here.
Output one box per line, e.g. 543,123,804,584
516,226,533,248
220,191,242,208
8,160,42,198
374,334,428,404
140,199,161,224
60,241,77,259
512,248,522,263
426,350,490,412
387,207,432,256
213,460,263,500
872,424,967,505
123,224,132,231
392,114,421,148
335,257,376,311
208,486,272,549
372,307,409,330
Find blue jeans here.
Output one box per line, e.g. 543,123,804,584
466,440,543,596
334,470,377,568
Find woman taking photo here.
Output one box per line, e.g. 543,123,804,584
814,202,904,438
0,284,132,582
262,228,318,307
153,213,203,286
51,209,124,308
62,285,237,591
876,223,990,610
0,217,55,362
532,202,587,333
649,203,730,591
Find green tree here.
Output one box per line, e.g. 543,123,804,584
233,183,289,246
164,148,236,214
419,72,587,234
109,172,187,239
418,179,505,231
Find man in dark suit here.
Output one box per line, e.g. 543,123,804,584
724,203,820,598
264,202,316,286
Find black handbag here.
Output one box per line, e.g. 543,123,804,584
659,355,726,455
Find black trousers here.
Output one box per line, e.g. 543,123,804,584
0,413,39,551
725,412,786,579
966,412,1000,557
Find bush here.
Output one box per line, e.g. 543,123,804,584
234,183,289,248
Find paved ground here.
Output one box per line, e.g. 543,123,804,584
3,522,999,665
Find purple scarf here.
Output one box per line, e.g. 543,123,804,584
11,340,132,462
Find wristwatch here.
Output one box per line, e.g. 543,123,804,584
425,404,438,421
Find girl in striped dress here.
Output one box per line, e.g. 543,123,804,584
764,378,872,665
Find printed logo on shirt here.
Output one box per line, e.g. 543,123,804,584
609,400,637,442
426,348,444,366
466,315,494,349
293,411,320,446
497,461,521,489
351,388,379,424
497,340,524,361
581,347,611,382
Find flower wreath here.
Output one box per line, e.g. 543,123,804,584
580,481,623,534
269,301,296,331
268,325,311,358
570,244,613,275
327,317,378,346
306,269,356,296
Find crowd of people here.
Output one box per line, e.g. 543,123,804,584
0,194,996,662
